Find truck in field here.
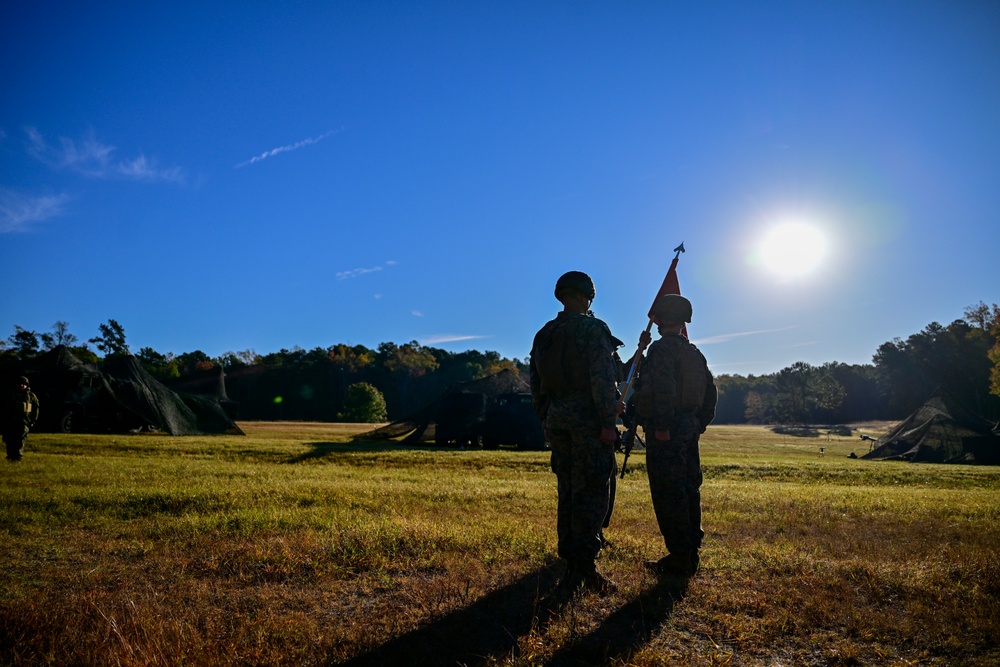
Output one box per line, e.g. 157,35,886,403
433,390,545,450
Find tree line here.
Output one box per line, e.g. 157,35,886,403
3,301,999,424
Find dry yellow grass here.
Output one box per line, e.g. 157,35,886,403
0,423,997,666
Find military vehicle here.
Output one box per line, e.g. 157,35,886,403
479,392,546,450
432,391,545,450
433,391,487,447
56,371,140,433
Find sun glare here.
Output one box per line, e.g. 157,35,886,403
758,222,827,278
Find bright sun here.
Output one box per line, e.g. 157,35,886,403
758,222,828,278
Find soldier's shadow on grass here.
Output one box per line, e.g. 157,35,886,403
334,564,686,667
544,577,686,667
336,563,565,667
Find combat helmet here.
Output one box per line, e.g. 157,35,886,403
652,294,692,323
554,271,596,300
18,376,29,387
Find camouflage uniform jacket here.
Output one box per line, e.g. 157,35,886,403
4,387,40,432
633,333,717,432
530,311,621,430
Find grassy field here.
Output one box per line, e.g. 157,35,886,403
0,422,997,666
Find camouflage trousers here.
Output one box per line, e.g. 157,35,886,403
645,414,704,556
548,423,615,563
3,427,28,462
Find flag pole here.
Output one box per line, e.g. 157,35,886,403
619,242,685,401
617,242,685,479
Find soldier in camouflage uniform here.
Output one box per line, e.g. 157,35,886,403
530,271,625,594
603,330,651,543
633,295,717,578
4,376,40,463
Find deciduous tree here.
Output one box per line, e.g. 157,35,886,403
379,341,439,414
40,321,78,350
339,382,387,423
965,302,1000,400
6,326,40,359
874,307,998,418
137,347,179,379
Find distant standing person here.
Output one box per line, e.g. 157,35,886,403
4,376,40,463
633,295,717,578
530,271,627,594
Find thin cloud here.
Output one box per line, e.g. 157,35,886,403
337,266,383,280
693,327,795,345
0,189,70,233
236,128,342,168
412,310,424,317
25,127,185,184
337,260,396,280
420,334,490,345
117,155,185,184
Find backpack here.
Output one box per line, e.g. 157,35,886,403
633,335,710,417
534,316,588,397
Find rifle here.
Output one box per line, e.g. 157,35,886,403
619,400,644,478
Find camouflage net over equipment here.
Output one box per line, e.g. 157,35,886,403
10,346,243,436
863,388,1000,464
355,369,529,443
100,356,244,436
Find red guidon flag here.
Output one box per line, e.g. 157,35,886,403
648,243,688,337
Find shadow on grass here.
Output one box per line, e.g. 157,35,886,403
545,577,686,667
770,425,854,438
285,441,449,464
335,564,686,667
336,563,563,666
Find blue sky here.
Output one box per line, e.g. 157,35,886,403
2,1,998,376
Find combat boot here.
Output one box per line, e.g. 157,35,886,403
554,559,579,597
643,551,692,577
643,555,670,574
576,560,616,595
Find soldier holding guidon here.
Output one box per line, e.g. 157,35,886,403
633,294,717,578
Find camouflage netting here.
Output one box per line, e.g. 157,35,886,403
6,346,104,433
863,388,1000,464
21,345,100,375
10,347,243,436
101,356,244,436
163,365,240,421
356,368,529,443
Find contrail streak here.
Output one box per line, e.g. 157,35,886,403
236,128,342,167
